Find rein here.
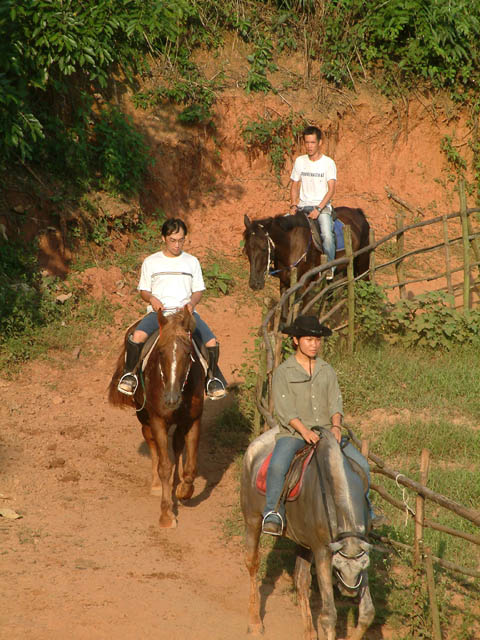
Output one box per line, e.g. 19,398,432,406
255,223,311,278
135,327,194,413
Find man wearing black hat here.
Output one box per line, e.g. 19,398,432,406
262,315,344,535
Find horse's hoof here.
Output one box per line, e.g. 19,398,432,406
176,482,194,501
150,486,162,496
159,514,177,529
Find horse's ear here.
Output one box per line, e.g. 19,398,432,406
182,305,196,332
329,541,343,553
244,214,252,230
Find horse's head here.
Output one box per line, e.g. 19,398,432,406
243,214,272,291
155,307,195,411
329,535,372,597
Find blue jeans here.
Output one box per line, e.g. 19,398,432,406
264,437,307,519
298,206,336,263
136,310,215,344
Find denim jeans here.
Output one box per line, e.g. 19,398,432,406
298,206,336,262
136,310,215,343
264,437,307,519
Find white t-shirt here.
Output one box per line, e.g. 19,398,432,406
138,251,205,313
290,154,337,207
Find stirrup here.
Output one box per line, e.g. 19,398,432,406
262,511,284,536
117,372,138,396
206,376,226,400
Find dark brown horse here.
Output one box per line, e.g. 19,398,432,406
108,306,205,528
243,208,371,298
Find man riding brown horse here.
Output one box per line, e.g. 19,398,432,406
117,217,227,400
289,126,337,280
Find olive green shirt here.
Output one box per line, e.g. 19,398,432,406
272,354,343,440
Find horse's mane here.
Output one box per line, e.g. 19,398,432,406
319,433,363,531
244,212,309,237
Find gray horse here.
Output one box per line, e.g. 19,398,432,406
240,426,375,640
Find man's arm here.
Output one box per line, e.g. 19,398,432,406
140,289,163,312
307,179,336,219
330,412,342,443
188,290,203,312
289,179,300,212
289,418,320,444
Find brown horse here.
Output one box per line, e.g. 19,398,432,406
108,306,205,528
243,208,371,298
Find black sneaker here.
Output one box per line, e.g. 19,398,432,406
206,377,227,400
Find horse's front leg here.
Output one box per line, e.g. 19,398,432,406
314,548,336,640
174,416,201,501
349,576,374,640
294,546,317,640
141,423,162,496
150,416,176,528
245,516,263,635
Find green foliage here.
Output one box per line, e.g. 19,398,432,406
245,35,278,94
319,0,480,97
387,291,480,349
93,107,152,195
352,285,480,350
241,111,308,180
0,0,188,167
203,262,234,296
133,56,222,126
0,238,59,340
354,281,388,341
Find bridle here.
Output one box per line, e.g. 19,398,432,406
331,530,370,590
135,323,194,412
251,223,311,280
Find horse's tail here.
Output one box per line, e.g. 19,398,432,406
107,347,135,409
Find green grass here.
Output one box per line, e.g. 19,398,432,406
371,419,480,466
331,343,480,420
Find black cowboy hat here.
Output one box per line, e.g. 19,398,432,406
282,315,332,338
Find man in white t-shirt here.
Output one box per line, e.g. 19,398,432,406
117,218,227,399
289,126,337,279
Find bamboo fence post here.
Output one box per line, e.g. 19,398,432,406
467,215,480,278
441,215,454,305
268,306,282,414
254,297,271,435
414,448,430,565
344,225,355,353
361,439,369,458
424,547,443,640
286,266,298,325
369,229,376,285
395,210,406,299
459,179,471,312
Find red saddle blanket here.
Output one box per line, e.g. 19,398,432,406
256,449,315,501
